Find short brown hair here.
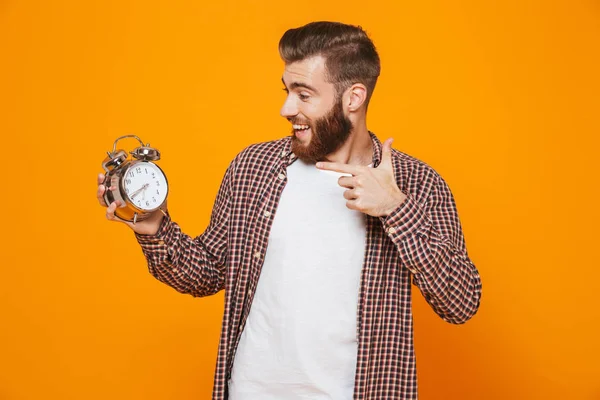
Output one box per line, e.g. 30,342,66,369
279,21,381,107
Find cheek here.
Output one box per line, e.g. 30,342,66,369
305,104,328,122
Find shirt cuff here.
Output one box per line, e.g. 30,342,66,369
135,212,177,257
379,194,427,243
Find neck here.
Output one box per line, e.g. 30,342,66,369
325,122,373,166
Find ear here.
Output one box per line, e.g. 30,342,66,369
344,83,368,112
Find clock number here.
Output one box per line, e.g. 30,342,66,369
126,178,131,185
156,190,160,195
136,167,141,173
128,171,134,178
145,201,150,206
152,197,156,203
145,168,148,174
156,181,160,186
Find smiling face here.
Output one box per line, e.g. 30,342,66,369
280,56,353,163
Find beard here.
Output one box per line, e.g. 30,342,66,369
290,96,353,163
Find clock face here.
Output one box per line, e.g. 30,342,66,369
122,162,168,211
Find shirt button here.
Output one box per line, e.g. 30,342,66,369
254,251,261,259
387,227,396,234
264,210,271,218
277,173,285,180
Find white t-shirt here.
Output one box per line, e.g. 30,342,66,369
228,158,368,400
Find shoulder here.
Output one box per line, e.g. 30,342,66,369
390,148,445,200
391,147,441,180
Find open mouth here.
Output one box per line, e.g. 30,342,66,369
293,124,310,132
292,124,311,140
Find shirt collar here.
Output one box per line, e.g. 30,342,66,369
279,137,296,166
369,132,383,168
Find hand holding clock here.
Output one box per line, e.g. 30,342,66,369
97,173,165,235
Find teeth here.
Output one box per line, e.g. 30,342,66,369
293,124,309,130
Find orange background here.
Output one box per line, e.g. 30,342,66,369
1,0,599,399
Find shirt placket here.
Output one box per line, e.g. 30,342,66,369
354,136,382,400
226,150,295,379
354,215,379,399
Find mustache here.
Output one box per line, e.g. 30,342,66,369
289,118,312,125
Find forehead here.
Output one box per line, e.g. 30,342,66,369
282,55,330,87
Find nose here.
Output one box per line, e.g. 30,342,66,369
280,95,298,119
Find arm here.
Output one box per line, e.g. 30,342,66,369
315,138,481,323
133,160,235,298
380,173,482,324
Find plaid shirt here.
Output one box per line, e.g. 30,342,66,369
136,133,482,400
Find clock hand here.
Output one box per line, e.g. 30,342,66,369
142,181,151,200
130,183,150,199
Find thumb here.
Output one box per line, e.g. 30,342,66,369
379,138,394,169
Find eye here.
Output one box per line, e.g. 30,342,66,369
298,93,310,101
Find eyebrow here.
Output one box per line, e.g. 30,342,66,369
281,77,319,94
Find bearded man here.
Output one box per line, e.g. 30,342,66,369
97,21,482,400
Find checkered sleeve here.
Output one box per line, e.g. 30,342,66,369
134,159,235,298
381,173,482,324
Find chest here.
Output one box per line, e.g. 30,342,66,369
269,160,366,247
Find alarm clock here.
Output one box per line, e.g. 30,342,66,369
102,135,168,224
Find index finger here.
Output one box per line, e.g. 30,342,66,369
97,173,105,185
316,162,361,176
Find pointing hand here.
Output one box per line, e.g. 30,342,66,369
316,138,407,217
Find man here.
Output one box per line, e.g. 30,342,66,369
97,21,481,400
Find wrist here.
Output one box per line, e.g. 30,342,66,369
134,209,168,236
383,191,407,216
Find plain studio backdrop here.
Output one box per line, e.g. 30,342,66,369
0,1,598,399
